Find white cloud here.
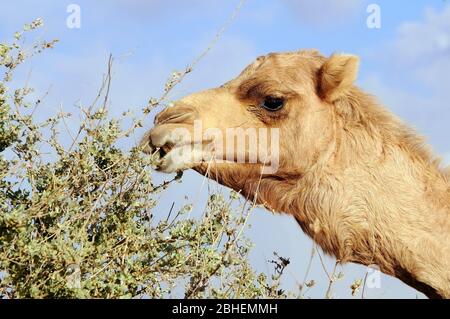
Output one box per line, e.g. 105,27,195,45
394,6,450,64
362,5,450,155
391,5,450,96
282,0,365,27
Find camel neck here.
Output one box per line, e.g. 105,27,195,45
255,157,449,298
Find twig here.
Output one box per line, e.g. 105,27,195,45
361,266,371,299
325,260,340,299
68,54,113,152
165,202,175,223
316,248,331,281
102,54,113,109
299,243,316,297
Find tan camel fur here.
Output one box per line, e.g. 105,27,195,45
141,50,450,298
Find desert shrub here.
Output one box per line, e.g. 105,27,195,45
0,20,288,299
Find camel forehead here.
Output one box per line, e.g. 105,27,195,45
259,50,324,69
237,49,326,83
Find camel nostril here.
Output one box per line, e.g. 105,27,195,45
157,113,190,124
154,105,198,125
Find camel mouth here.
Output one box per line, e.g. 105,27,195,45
149,143,175,167
150,147,167,166
148,139,210,173
149,147,170,171
156,143,172,159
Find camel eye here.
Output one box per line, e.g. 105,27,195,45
260,96,285,111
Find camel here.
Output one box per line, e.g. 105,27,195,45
141,50,450,299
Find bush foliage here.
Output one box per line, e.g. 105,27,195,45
0,20,289,299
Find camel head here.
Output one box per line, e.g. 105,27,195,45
141,50,359,200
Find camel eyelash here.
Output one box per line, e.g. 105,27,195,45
247,103,289,124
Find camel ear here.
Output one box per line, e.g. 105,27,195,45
319,53,359,102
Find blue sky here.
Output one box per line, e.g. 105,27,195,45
1,0,449,298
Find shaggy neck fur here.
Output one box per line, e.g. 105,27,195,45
212,88,450,299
